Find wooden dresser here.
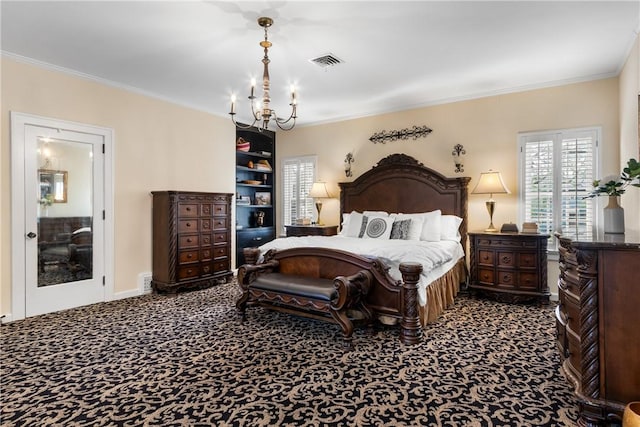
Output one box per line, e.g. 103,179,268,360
555,232,640,426
151,191,233,293
469,231,550,304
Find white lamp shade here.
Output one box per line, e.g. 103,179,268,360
308,181,332,198
472,171,510,196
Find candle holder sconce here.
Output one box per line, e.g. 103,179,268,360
452,144,466,173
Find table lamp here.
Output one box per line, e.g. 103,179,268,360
471,170,510,232
308,181,332,225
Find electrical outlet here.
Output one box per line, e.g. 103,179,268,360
138,272,153,294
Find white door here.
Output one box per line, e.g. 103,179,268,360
11,112,114,320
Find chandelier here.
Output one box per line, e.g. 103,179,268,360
229,17,297,131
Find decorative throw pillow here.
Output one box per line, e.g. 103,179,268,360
441,215,463,241
393,215,424,240
363,216,394,239
390,219,412,239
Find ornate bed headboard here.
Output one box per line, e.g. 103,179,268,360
339,153,471,247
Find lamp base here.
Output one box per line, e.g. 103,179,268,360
485,200,497,232
315,201,323,225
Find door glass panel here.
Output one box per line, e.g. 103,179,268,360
37,138,93,287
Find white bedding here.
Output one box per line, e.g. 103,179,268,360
258,235,464,306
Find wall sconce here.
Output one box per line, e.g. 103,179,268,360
452,144,465,173
344,152,354,177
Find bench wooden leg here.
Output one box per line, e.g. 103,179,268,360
330,309,354,350
235,291,249,322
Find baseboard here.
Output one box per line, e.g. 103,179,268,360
1,313,13,324
550,292,559,302
113,289,141,300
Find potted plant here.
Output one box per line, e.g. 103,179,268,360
584,158,640,233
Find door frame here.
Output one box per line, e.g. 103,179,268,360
10,111,114,321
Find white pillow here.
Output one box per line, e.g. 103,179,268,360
339,213,351,235
344,211,365,237
362,216,394,239
363,210,389,217
393,215,424,240
396,210,441,241
441,215,463,241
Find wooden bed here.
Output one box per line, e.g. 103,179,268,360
339,153,470,332
240,153,470,344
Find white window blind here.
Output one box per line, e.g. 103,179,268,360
282,156,316,227
519,128,599,251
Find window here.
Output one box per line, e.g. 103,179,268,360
518,127,600,251
282,156,316,229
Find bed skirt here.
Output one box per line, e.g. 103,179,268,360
419,258,466,325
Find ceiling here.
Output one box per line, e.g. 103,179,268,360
2,1,639,127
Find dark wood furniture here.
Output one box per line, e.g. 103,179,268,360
468,231,550,304
240,154,470,345
38,216,93,273
237,247,381,349
284,224,339,237
235,126,276,267
555,232,640,426
151,191,233,293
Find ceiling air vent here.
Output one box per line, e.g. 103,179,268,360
309,53,344,68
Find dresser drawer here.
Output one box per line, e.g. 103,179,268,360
214,231,229,245
213,217,228,230
477,268,494,285
478,250,494,265
496,270,515,287
200,219,212,232
200,203,212,216
178,203,198,217
178,250,199,264
201,248,212,261
518,272,538,290
177,265,199,281
563,293,581,333
497,251,515,267
178,234,199,248
200,234,212,247
213,259,230,273
518,252,537,268
555,306,568,358
201,262,213,276
213,246,228,259
178,219,198,233
213,203,228,216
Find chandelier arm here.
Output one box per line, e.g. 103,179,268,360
230,114,257,129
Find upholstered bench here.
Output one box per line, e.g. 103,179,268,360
236,248,374,349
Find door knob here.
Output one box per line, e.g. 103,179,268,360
26,232,37,239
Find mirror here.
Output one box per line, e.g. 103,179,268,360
39,169,68,203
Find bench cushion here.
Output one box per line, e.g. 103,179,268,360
251,273,336,302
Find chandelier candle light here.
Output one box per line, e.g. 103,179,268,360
472,170,510,232
230,17,298,131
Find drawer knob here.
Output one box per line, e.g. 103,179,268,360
187,238,193,243
187,254,193,258
186,222,192,227
186,207,191,211
483,274,489,279
483,256,489,261
502,256,511,262
253,237,263,241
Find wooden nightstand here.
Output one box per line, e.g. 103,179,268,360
468,231,550,304
284,224,338,237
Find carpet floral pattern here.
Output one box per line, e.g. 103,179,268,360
1,281,579,426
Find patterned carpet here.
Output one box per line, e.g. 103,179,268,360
1,281,580,426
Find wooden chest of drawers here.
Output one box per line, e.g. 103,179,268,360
151,191,233,293
284,224,339,237
555,233,640,425
469,231,550,304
